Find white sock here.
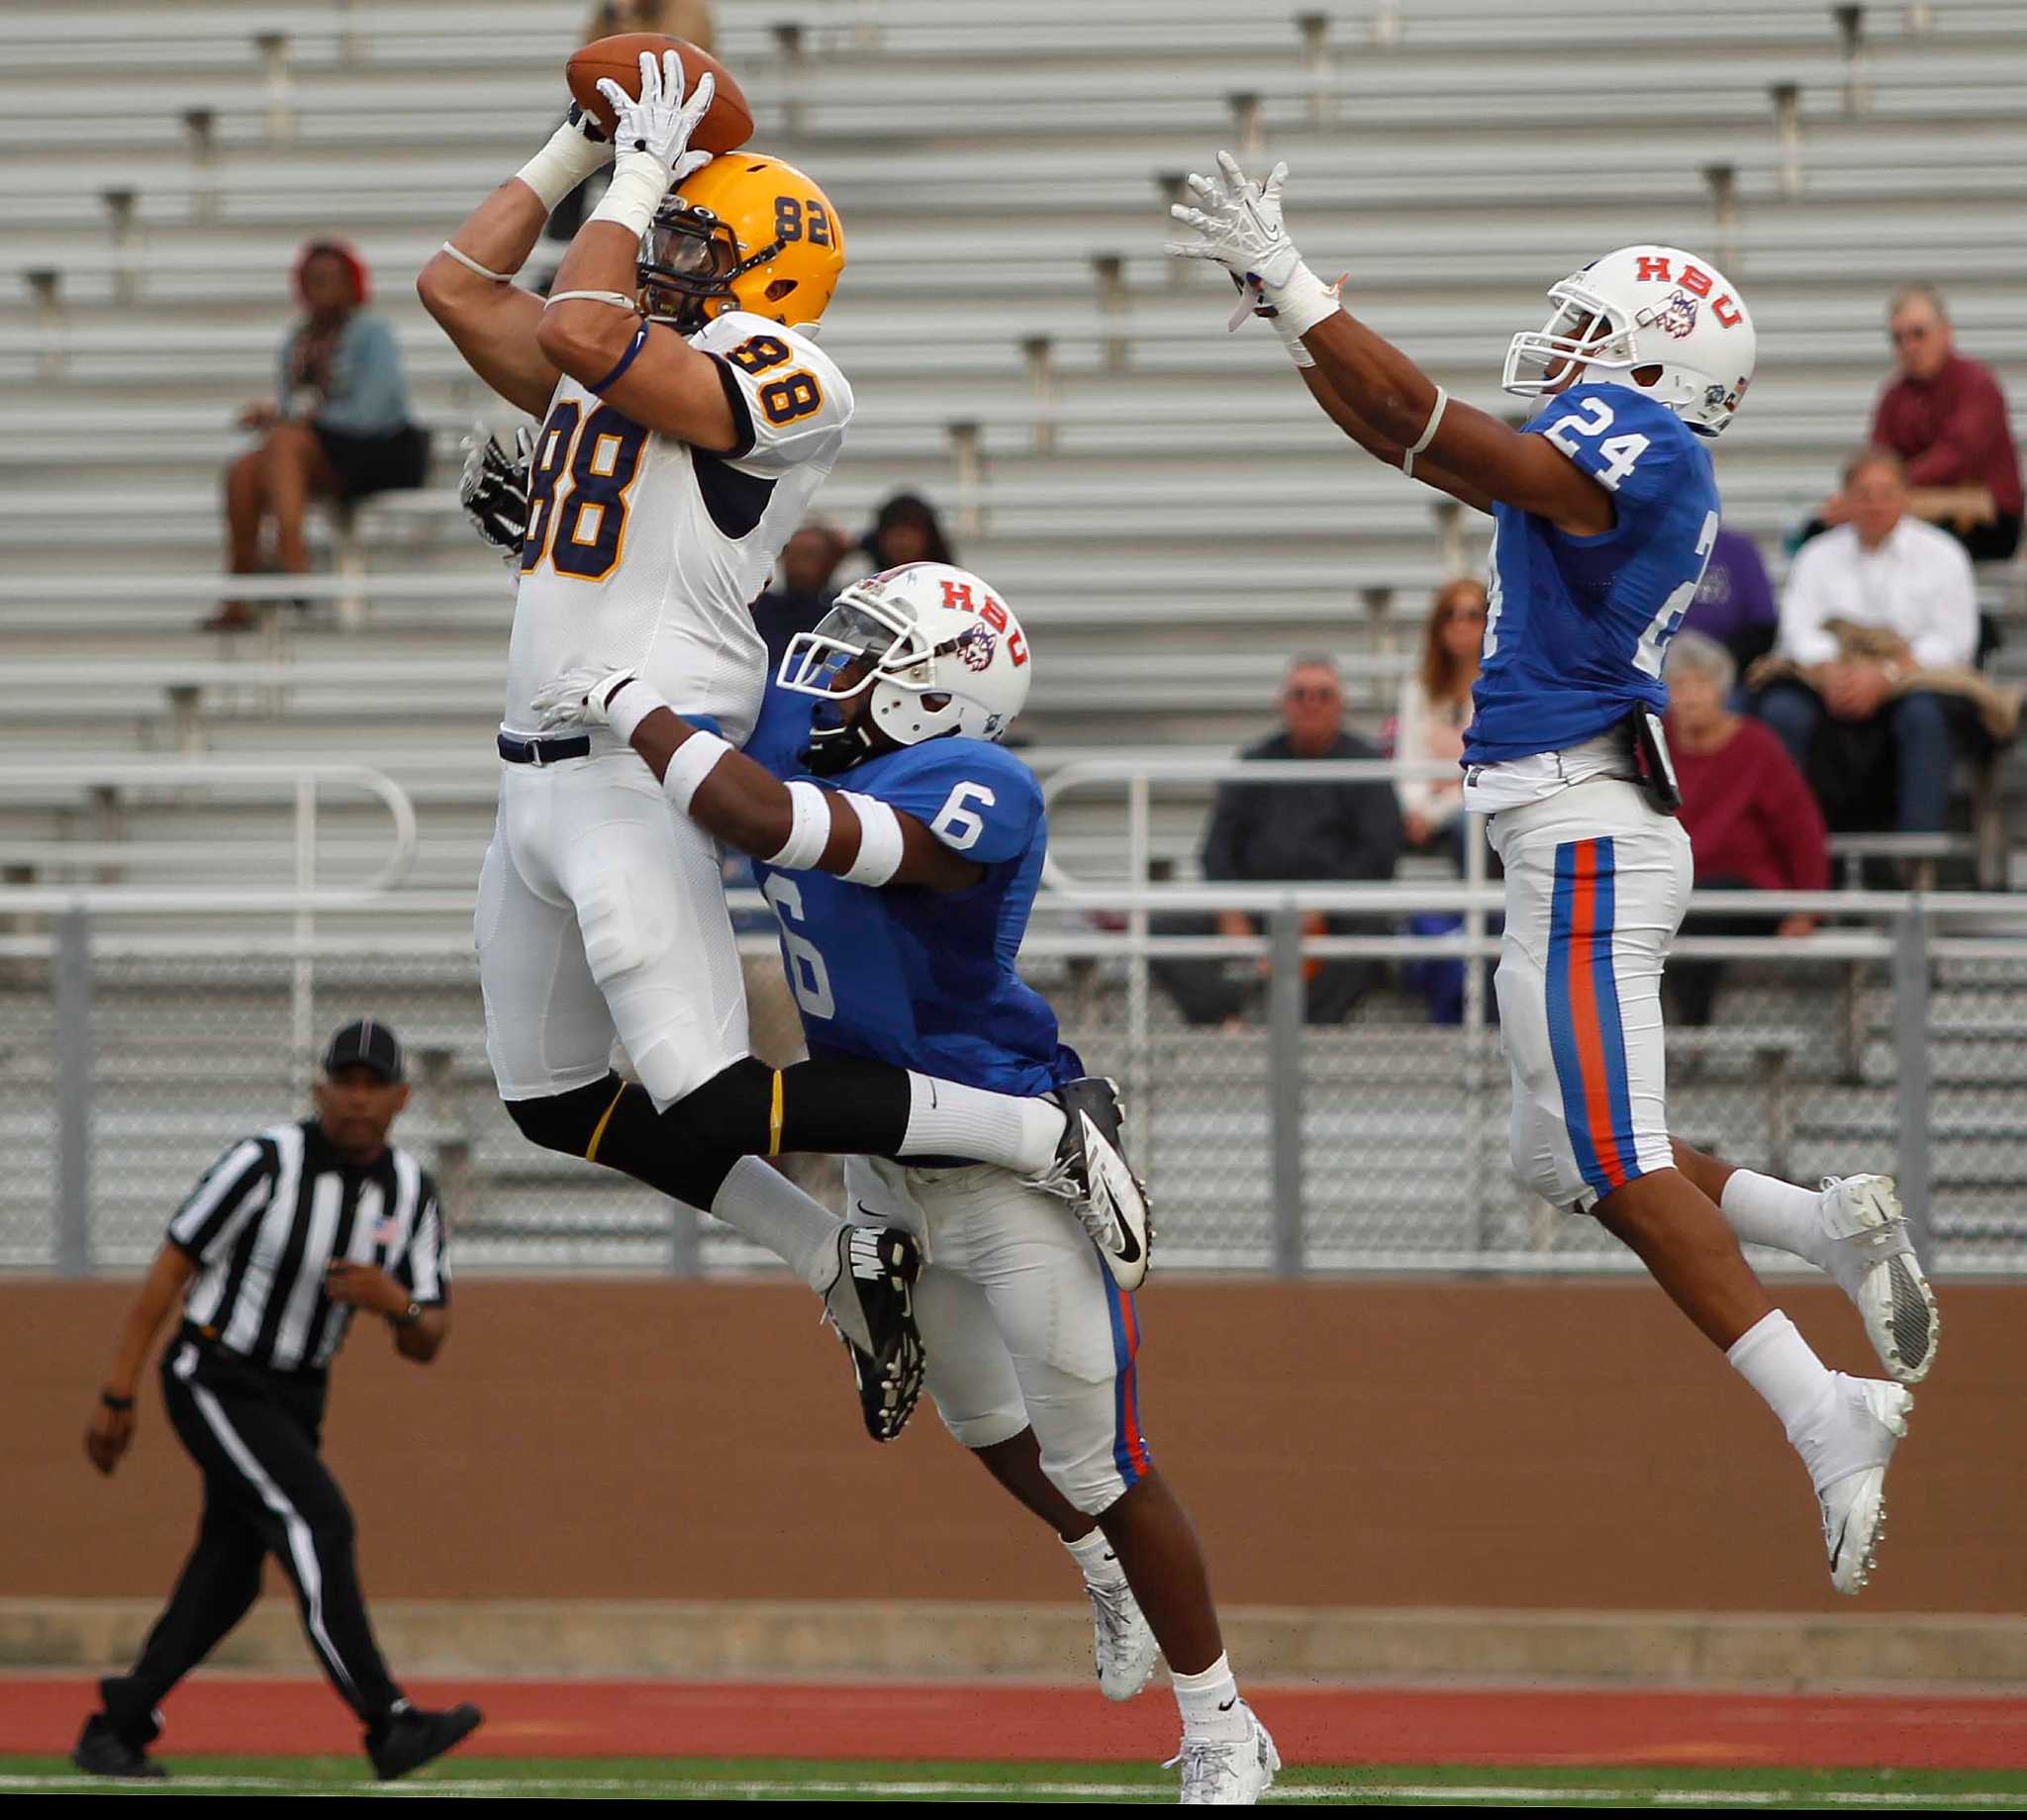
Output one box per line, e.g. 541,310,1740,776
1064,1527,1127,1587
710,1155,841,1293
1728,1308,1841,1460
1720,1170,1831,1269
903,1073,1065,1175
1171,1652,1248,1742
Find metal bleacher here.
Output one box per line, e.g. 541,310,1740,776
4,0,2027,1271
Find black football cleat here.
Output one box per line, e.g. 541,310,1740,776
366,1700,483,1781
824,1223,925,1443
72,1712,166,1780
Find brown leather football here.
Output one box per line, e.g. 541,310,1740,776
566,33,754,152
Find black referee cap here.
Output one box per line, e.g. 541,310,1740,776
322,1016,406,1084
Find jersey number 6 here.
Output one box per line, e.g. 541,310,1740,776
520,399,651,582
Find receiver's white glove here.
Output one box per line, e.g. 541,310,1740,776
597,50,716,187
1166,151,1337,340
531,666,641,732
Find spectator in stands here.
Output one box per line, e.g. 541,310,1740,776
1394,577,1484,854
1664,633,1827,1026
1815,284,2021,561
1681,524,1780,675
750,519,848,674
1151,656,1402,1027
1754,448,1979,838
862,492,957,572
214,239,428,632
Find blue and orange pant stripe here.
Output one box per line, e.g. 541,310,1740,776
1101,1273,1152,1487
1544,835,1644,1200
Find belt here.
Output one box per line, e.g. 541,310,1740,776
498,731,591,766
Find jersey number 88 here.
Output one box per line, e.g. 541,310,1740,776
520,399,651,582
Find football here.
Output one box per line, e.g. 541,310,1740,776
566,33,754,152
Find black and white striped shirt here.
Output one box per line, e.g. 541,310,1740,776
167,1119,448,1374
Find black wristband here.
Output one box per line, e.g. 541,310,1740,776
100,1389,135,1412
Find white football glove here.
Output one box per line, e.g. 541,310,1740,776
597,50,716,186
531,666,640,732
1165,151,1303,287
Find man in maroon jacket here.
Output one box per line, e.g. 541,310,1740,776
1821,285,2021,561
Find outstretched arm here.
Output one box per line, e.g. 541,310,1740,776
1171,154,1612,536
532,669,986,893
532,52,741,448
417,108,617,416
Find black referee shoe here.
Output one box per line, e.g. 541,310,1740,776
366,1701,483,1781
72,1713,166,1780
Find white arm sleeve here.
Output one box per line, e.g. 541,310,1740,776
764,779,833,870
835,792,905,887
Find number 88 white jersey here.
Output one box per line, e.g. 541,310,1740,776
503,310,854,745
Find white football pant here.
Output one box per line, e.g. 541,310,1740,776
846,1156,1151,1516
475,751,750,1109
1490,777,1690,1213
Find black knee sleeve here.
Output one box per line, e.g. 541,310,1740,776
503,1076,622,1155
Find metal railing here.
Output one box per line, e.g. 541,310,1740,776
5,880,2027,1278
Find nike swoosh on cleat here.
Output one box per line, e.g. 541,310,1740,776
1217,1698,1237,1712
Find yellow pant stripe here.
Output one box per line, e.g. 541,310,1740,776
583,1085,627,1164
768,1070,785,1158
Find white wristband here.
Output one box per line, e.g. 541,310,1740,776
515,120,614,215
587,152,672,241
660,728,731,814
439,241,516,284
544,289,638,312
1262,260,1338,341
602,675,667,746
836,793,905,887
764,780,833,871
1400,386,1450,480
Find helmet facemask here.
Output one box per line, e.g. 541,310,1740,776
637,200,739,329
1502,280,1644,398
778,588,988,775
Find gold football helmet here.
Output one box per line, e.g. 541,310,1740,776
637,153,845,332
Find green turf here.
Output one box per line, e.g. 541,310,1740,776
10,1757,2027,1804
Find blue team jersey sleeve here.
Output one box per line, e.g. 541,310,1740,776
858,742,1042,866
1524,387,1695,546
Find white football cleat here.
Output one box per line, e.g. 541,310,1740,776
1818,1176,1939,1384
1816,1378,1914,1595
1085,1571,1159,1701
1168,1703,1280,1805
1027,1077,1153,1291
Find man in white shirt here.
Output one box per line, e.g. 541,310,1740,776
1757,447,1978,833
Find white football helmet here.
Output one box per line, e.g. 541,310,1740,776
1502,244,1757,438
777,561,1032,774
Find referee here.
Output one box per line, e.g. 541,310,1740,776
73,1018,481,1782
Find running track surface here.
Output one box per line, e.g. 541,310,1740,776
9,1679,2027,1770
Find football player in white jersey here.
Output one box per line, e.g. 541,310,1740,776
418,53,1148,1436
1170,154,1937,1595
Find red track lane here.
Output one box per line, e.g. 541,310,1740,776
8,1678,2027,1770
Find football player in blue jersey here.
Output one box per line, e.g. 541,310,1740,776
535,561,1277,1804
1171,154,1937,1595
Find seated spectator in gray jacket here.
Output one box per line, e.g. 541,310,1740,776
214,239,428,631
1153,656,1402,1027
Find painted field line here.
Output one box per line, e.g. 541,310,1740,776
15,1775,2027,1807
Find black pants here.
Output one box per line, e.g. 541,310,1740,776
1667,879,1782,1027
99,1336,404,1742
1149,912,1382,1026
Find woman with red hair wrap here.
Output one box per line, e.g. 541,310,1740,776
212,239,429,630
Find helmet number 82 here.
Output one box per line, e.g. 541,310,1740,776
773,195,834,247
